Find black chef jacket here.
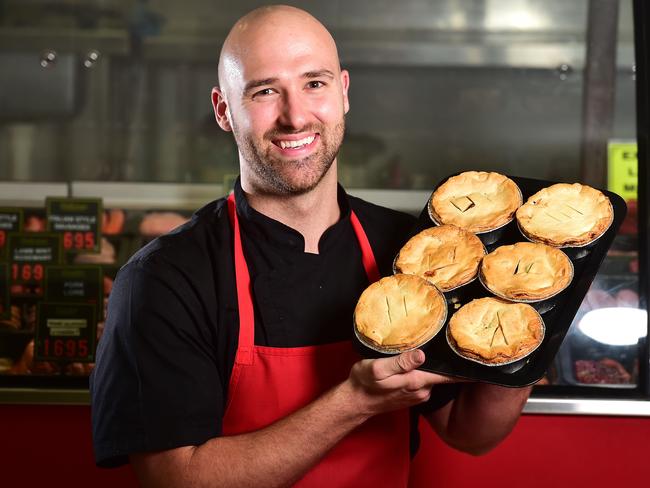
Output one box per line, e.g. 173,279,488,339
90,178,459,468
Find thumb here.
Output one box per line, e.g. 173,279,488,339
393,349,425,374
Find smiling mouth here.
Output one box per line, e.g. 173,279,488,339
274,134,316,149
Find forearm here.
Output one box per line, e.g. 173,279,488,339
132,351,450,487
131,380,370,488
427,384,532,455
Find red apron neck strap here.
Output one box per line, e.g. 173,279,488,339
349,210,381,284
227,193,254,364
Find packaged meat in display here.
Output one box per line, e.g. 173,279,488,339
615,288,639,309
23,214,46,232
138,211,189,237
0,306,21,330
574,358,633,385
558,297,642,388
73,237,116,264
101,209,126,235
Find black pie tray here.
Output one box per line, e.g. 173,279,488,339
354,175,627,387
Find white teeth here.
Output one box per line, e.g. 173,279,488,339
279,135,315,149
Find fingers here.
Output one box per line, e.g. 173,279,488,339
379,369,456,391
348,350,472,415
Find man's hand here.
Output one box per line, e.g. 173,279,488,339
345,349,462,417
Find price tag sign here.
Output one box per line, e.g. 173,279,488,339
608,141,637,200
0,208,23,261
34,302,96,362
8,233,62,298
45,265,103,318
0,264,9,319
46,198,102,254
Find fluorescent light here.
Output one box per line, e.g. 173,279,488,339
578,307,647,346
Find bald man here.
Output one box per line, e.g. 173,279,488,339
91,6,531,487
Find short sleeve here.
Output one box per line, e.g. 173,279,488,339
90,257,224,467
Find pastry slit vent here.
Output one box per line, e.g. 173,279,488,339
544,212,562,222
498,313,508,345
386,296,392,324
525,262,535,274
452,246,457,261
565,204,584,215
513,260,521,275
490,312,508,347
451,196,476,213
403,296,408,316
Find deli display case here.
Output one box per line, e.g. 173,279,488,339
0,0,648,414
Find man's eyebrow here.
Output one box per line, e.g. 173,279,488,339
303,69,335,79
242,70,335,94
243,77,278,94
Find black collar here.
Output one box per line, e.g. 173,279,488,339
233,177,353,255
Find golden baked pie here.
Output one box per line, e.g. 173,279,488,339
448,297,544,364
516,183,613,247
354,274,447,353
394,225,485,292
480,242,573,301
428,171,522,233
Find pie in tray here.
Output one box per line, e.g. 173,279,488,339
480,242,573,301
516,183,613,247
354,274,447,353
448,297,544,365
428,171,522,233
394,225,485,292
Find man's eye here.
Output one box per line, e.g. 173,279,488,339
307,81,325,89
253,88,275,98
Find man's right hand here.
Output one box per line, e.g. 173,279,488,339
345,349,461,417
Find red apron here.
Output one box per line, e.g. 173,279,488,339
223,193,411,487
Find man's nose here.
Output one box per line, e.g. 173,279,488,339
278,89,308,130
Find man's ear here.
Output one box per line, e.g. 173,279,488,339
340,69,350,114
211,87,232,131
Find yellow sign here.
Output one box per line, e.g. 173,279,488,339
608,141,637,200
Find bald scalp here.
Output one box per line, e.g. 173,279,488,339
217,5,340,94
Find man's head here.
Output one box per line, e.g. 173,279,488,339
211,5,350,195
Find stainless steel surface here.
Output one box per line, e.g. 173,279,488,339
139,29,633,69
0,52,80,120
71,181,224,210
580,0,620,187
0,182,68,206
135,0,633,68
0,0,637,184
347,189,431,214
68,182,431,214
0,388,90,406
525,397,650,416
1,386,649,416
0,27,129,56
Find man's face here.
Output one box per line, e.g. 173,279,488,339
214,20,350,195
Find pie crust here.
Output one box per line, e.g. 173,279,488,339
394,225,485,292
516,183,613,247
480,242,573,301
428,171,522,233
354,274,447,353
448,297,544,364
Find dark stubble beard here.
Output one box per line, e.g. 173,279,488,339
233,119,345,196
